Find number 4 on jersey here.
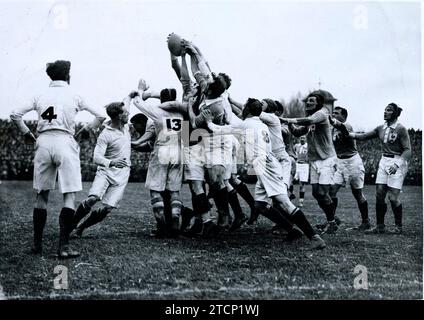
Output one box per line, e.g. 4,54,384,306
41,106,57,123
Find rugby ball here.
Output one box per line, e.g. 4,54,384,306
167,33,183,56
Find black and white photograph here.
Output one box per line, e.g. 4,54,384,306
0,0,422,304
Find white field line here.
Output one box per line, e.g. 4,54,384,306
0,283,7,300
5,282,422,300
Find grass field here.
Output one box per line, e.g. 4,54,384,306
0,181,422,300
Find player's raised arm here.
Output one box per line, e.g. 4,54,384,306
286,123,309,137
77,96,107,131
349,127,378,140
328,116,351,136
280,109,327,126
228,95,243,117
10,99,37,143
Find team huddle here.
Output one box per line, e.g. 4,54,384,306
10,35,412,259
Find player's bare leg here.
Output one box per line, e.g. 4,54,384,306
31,190,49,254
58,192,80,259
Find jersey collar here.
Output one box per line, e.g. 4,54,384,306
383,120,398,130
49,80,69,87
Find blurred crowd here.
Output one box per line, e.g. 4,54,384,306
0,120,422,185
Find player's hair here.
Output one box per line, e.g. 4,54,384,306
160,88,177,103
388,103,403,117
334,106,348,119
105,102,125,119
218,73,232,90
130,113,148,125
262,99,277,113
274,100,285,113
307,93,324,109
46,60,71,82
207,75,226,99
242,98,262,119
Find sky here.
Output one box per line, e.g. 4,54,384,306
0,0,421,131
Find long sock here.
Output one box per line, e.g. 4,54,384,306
213,188,230,216
289,185,294,194
78,207,109,232
73,200,93,227
375,202,387,225
358,200,369,223
291,208,316,240
228,189,243,218
318,199,335,221
234,182,255,209
391,203,402,227
59,207,75,247
300,191,305,200
331,197,338,212
264,206,294,232
161,190,172,224
193,193,211,223
33,208,47,246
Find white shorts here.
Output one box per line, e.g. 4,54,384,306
203,134,233,168
183,144,206,182
33,131,82,193
145,148,183,192
254,155,287,203
89,167,130,208
275,152,292,187
295,163,310,183
224,143,239,180
333,154,365,189
310,156,336,185
376,155,408,190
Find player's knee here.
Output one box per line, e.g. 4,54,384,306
254,201,269,216
375,190,387,203
387,191,400,204
86,195,100,206
101,205,114,216
230,174,241,186
352,189,366,202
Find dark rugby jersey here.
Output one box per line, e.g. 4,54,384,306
374,122,411,157
332,121,358,158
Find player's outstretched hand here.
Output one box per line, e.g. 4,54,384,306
387,163,399,175
110,159,127,168
138,79,150,92
129,91,139,99
23,131,36,144
201,109,213,123
279,117,289,124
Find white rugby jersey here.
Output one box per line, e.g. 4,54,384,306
94,122,132,168
259,112,287,155
10,81,105,135
208,116,271,165
132,97,184,148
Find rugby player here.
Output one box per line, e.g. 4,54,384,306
10,60,105,258
349,103,411,234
